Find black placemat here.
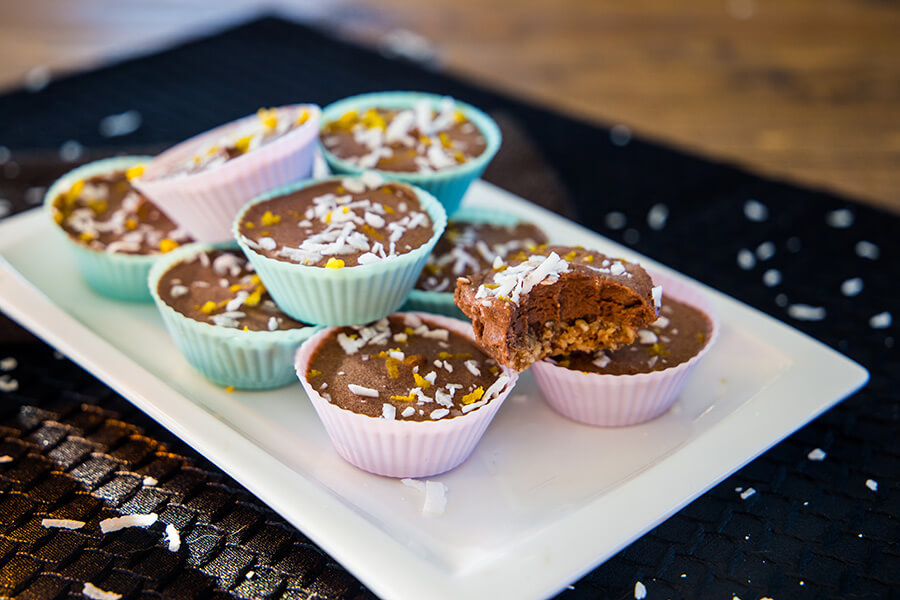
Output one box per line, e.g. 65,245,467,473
1,16,897,600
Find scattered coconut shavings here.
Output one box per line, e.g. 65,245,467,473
164,523,181,552
82,583,122,600
142,476,158,486
41,518,86,530
634,581,647,599
869,312,892,329
99,512,158,533
0,375,19,392
401,478,448,516
866,479,878,491
475,252,570,304
0,455,12,463
0,357,16,371
787,304,826,321
401,478,426,493
382,404,396,420
743,199,768,222
739,487,757,500
807,448,827,461
348,384,379,398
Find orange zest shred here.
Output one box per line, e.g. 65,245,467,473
461,387,485,405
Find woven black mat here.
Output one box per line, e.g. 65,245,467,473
1,16,897,600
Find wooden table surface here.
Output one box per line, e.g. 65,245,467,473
1,0,898,213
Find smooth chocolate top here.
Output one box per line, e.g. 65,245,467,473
321,99,487,173
415,220,548,292
238,176,434,268
306,314,510,421
552,297,712,375
165,106,312,177
157,249,307,332
52,169,191,254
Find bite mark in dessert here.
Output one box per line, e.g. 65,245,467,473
322,97,486,172
549,296,712,375
416,220,548,293
238,175,434,267
306,314,510,421
454,245,659,371
50,168,191,254
157,249,307,331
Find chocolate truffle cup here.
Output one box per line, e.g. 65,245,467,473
319,91,501,217
45,156,159,302
148,241,321,390
134,104,320,243
403,206,530,319
294,312,519,477
530,272,719,427
233,176,447,326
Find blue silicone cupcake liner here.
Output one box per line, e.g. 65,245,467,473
44,156,159,302
234,176,447,326
148,241,321,389
402,205,536,319
319,91,502,217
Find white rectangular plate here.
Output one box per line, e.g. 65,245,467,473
0,180,867,600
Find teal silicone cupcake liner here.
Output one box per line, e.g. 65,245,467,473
148,241,321,389
319,91,502,217
44,156,158,302
401,205,534,319
234,176,447,326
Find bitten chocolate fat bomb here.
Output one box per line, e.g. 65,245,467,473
454,245,660,371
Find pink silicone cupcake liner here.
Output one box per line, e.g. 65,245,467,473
295,312,519,478
134,104,320,242
530,271,720,427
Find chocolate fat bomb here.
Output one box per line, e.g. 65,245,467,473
454,245,659,371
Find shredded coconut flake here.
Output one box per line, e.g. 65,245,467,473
99,512,158,533
651,286,663,310
423,480,448,516
83,583,122,600
348,384,379,398
382,404,396,420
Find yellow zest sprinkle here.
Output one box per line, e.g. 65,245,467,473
403,355,421,366
229,284,243,292
461,387,485,405
87,200,108,215
485,283,499,289
234,135,253,155
225,386,235,393
648,343,670,357
348,333,359,339
391,393,416,402
336,110,358,129
125,218,138,231
362,224,384,240
383,205,395,215
564,251,577,261
261,210,282,226
404,326,415,336
362,108,386,130
454,110,466,123
489,365,500,374
125,164,145,180
307,369,323,378
200,301,218,315
244,221,255,229
385,358,400,379
257,107,279,130
336,186,345,194
438,132,452,148
454,151,466,163
207,145,220,156
419,135,432,146
425,264,441,275
493,264,507,272
325,211,332,224
63,180,85,204
325,257,345,269
296,109,310,125
259,231,271,237
437,352,472,360
243,326,249,332
342,206,349,214
582,255,594,263
251,274,262,285
245,285,265,307
557,359,571,368
413,373,431,390
53,211,64,225
193,155,202,164
78,231,96,242
159,238,179,253
697,332,707,344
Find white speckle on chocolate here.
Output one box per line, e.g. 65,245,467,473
651,286,663,310
349,384,379,397
401,406,415,418
870,311,892,329
762,268,782,287
743,199,768,222
755,241,776,261
646,203,668,230
737,248,756,270
382,404,396,420
430,408,450,420
787,304,826,321
808,448,826,461
636,329,658,345
855,240,880,260
825,208,854,228
841,277,864,297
